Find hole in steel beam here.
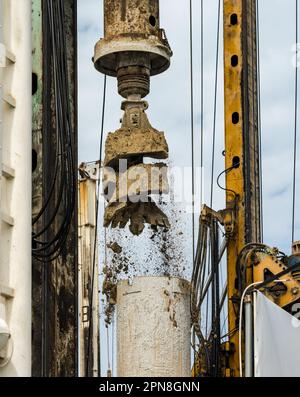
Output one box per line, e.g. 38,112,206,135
231,55,239,67
232,112,240,124
230,13,238,25
232,156,240,168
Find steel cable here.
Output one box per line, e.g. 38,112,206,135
292,0,299,244
256,0,264,242
189,0,196,261
85,74,107,376
210,0,221,207
200,0,204,208
32,0,76,262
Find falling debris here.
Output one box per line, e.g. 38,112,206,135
102,252,130,325
107,241,123,254
101,199,191,326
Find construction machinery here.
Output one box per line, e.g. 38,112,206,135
192,0,300,377
0,0,299,379
93,0,191,377
92,0,300,378
95,0,172,236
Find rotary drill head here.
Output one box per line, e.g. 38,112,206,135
94,0,172,98
94,0,172,236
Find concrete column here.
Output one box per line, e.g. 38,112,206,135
117,276,191,377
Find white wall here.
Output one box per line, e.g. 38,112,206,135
0,0,31,377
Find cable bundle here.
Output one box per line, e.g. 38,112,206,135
32,0,76,262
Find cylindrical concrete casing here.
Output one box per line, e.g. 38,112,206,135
117,276,191,377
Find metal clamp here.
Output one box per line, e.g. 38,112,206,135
201,203,236,237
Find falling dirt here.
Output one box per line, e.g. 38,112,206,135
102,252,131,326
100,195,191,325
107,241,123,254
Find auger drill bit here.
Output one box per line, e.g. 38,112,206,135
93,0,172,236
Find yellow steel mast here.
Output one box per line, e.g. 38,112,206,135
223,0,261,376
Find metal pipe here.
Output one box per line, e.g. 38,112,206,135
219,284,228,310
244,295,253,377
200,237,228,306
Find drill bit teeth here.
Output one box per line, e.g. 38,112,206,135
104,201,171,237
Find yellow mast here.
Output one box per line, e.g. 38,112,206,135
223,0,261,376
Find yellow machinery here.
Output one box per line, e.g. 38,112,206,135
87,0,300,378
223,0,261,375
192,0,300,377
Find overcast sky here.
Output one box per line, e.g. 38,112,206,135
78,0,300,376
